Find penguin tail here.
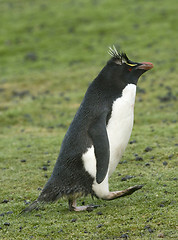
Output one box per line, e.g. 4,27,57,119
19,200,39,215
19,177,63,215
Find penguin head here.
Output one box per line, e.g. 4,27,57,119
107,46,153,86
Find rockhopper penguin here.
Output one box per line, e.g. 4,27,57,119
21,46,153,212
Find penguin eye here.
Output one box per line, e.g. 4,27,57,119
128,68,132,72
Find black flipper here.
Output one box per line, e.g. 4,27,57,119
88,113,110,184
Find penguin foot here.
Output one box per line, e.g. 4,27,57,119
101,185,143,200
68,199,99,212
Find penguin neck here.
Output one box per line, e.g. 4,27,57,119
120,83,137,106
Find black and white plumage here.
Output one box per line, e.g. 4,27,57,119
21,46,153,212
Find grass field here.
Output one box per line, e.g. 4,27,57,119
0,0,177,239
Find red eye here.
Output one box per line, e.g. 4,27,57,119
129,68,132,72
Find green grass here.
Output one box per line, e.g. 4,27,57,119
0,0,177,239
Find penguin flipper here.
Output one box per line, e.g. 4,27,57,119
88,113,109,184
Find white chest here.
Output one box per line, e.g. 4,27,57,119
107,84,136,176
82,84,136,180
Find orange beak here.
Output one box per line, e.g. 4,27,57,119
136,62,154,70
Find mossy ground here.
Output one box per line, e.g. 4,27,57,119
0,0,177,239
